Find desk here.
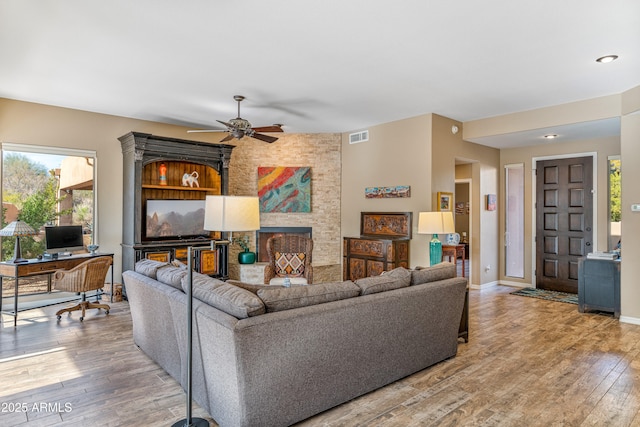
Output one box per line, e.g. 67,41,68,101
442,244,465,277
0,253,114,327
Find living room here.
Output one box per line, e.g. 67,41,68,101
1,1,640,426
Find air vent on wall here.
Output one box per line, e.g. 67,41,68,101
349,130,369,144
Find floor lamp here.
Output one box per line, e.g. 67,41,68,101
173,195,260,427
417,211,455,266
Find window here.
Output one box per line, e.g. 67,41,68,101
1,143,97,261
608,156,621,252
505,163,524,278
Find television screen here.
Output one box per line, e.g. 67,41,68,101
45,225,85,254
146,199,208,239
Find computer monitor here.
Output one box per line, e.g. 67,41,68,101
44,225,85,255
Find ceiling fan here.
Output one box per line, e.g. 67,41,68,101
188,95,283,143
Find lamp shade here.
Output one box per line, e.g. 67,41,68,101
203,196,260,232
417,212,455,235
0,220,37,237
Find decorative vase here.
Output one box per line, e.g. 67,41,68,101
238,249,256,264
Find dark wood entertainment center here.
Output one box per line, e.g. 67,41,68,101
119,132,235,281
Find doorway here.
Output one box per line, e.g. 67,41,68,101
535,156,593,293
455,180,471,280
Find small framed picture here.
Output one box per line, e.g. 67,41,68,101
437,192,454,212
486,194,497,211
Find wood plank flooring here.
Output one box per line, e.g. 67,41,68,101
2,285,640,426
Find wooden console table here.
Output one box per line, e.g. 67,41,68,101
442,244,466,277
0,253,114,327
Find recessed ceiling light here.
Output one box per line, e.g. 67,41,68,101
596,55,618,63
544,134,558,139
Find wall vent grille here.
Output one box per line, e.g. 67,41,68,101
349,130,369,144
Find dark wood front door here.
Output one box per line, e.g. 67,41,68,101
536,156,593,293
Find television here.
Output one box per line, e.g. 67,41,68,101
145,199,208,240
45,225,85,255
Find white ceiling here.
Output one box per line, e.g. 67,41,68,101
1,0,638,148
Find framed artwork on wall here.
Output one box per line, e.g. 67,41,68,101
437,192,454,212
258,166,311,213
486,194,497,211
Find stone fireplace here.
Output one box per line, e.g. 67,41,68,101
255,227,312,263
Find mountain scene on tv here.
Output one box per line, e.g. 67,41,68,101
146,201,207,238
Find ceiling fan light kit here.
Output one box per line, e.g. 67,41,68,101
188,95,283,143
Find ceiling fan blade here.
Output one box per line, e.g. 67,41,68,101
251,133,278,143
251,125,283,133
187,129,226,133
220,134,235,142
216,119,234,128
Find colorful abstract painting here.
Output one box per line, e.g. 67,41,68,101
258,167,311,212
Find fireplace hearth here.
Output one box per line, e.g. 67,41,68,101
256,227,312,263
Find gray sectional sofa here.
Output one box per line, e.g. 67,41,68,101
123,260,467,427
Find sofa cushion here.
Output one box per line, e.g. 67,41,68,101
183,275,265,318
227,280,284,295
354,267,411,295
411,262,456,286
134,259,169,279
275,251,306,277
257,281,360,312
156,265,188,290
181,272,225,293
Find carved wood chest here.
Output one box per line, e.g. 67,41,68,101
343,212,412,281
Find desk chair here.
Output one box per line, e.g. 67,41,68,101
53,256,112,321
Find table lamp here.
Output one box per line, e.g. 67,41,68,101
417,212,455,266
0,220,37,263
173,195,260,427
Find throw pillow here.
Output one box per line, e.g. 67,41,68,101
274,251,306,277
354,267,411,295
134,258,169,279
257,281,360,312
411,262,456,286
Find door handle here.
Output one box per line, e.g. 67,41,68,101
586,242,591,246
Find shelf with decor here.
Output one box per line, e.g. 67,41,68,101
142,184,218,192
119,132,236,286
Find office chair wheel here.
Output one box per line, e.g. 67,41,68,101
80,316,84,322
106,310,109,315
57,315,61,320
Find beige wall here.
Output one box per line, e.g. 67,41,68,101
341,114,433,267
620,85,640,320
341,113,501,286
432,114,501,286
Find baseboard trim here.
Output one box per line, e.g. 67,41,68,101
619,316,640,325
470,281,499,290
498,280,531,288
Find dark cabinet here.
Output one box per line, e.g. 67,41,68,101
119,132,235,281
578,257,620,318
343,237,410,281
